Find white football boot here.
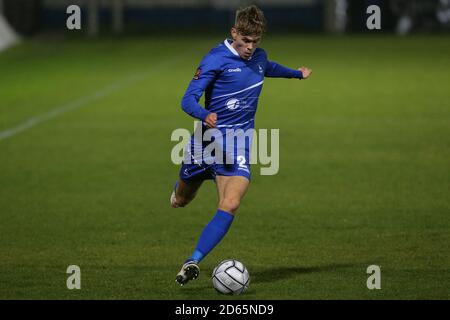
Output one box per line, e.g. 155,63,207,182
175,260,200,286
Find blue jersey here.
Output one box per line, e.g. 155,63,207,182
179,39,303,181
181,39,303,131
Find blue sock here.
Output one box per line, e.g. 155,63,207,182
187,210,234,263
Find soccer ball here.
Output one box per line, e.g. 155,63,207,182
212,259,250,295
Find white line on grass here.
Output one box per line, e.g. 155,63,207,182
0,52,188,141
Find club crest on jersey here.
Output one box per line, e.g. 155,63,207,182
193,68,201,80
258,64,263,74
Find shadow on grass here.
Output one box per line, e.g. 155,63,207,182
251,263,357,284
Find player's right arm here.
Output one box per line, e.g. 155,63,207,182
181,54,220,128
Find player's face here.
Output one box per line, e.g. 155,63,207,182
231,28,261,60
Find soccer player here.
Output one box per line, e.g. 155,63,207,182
172,5,312,285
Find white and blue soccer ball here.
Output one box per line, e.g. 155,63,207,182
212,259,250,295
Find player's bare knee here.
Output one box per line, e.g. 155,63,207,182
219,198,241,214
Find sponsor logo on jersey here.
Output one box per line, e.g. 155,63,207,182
225,98,241,110
227,67,242,73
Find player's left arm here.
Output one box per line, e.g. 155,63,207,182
265,60,312,79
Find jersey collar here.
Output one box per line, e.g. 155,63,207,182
224,39,253,60
224,39,239,56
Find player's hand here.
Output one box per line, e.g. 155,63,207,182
299,67,312,79
204,113,217,128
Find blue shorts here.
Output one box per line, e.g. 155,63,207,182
179,160,251,182
179,124,252,182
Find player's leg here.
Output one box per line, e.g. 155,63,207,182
173,179,207,285
216,175,249,214
176,175,249,285
171,157,212,208
188,175,249,261
171,178,203,208
173,167,214,285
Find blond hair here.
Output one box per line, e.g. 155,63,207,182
234,5,266,37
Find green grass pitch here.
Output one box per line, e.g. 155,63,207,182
0,35,449,299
